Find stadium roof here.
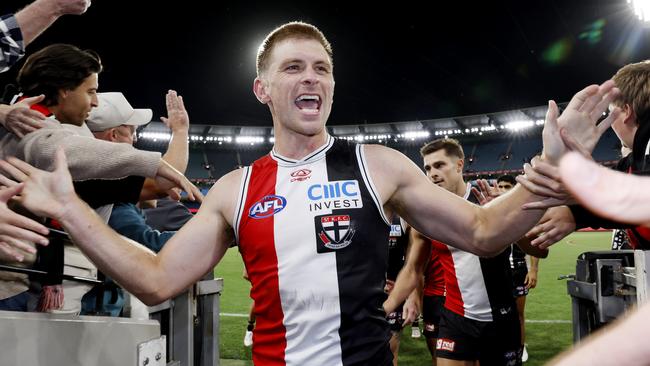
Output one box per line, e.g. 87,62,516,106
135,103,555,150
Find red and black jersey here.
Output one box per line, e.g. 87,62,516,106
434,184,516,322
424,240,446,297
234,136,393,366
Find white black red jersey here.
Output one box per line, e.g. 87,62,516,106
234,136,393,366
436,184,516,322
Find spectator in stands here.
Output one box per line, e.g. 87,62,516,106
4,45,201,217
0,0,90,73
144,196,193,231
0,44,200,313
0,0,93,268
0,21,618,364
86,91,194,203
80,90,193,316
521,60,650,250
547,152,650,366
0,0,92,136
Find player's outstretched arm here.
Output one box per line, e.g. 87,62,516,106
559,152,650,226
364,144,546,256
0,149,239,305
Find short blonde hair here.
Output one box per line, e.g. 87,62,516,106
256,21,333,76
612,60,650,125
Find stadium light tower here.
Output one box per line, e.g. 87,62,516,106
628,0,650,22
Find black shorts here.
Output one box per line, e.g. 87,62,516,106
512,266,529,297
386,301,405,333
422,295,445,338
436,307,522,366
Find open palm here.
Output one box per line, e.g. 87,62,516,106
0,148,76,220
543,81,620,163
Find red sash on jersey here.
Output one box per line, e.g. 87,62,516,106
624,166,650,249
424,240,446,297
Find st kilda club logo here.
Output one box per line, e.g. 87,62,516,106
315,214,356,252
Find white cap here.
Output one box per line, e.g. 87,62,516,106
86,92,152,132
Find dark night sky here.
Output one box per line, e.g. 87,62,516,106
1,0,648,127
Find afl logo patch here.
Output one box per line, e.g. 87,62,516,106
248,195,287,219
290,169,312,182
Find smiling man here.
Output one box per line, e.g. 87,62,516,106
0,21,621,365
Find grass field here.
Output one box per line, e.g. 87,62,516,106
214,231,612,365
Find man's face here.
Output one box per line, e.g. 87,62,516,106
497,180,514,193
423,149,462,193
255,38,334,137
56,73,99,126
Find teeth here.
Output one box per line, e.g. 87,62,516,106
296,95,320,102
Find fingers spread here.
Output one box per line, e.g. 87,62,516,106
566,85,599,112
0,159,30,182
596,106,620,135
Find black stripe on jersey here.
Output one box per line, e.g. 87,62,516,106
323,139,392,366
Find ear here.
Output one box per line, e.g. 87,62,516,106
253,77,271,104
622,104,637,126
456,157,464,173
57,89,68,104
110,128,120,142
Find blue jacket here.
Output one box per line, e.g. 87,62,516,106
109,203,175,252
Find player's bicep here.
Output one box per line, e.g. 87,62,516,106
364,145,479,252
394,171,478,249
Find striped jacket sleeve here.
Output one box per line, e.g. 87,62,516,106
0,14,25,73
